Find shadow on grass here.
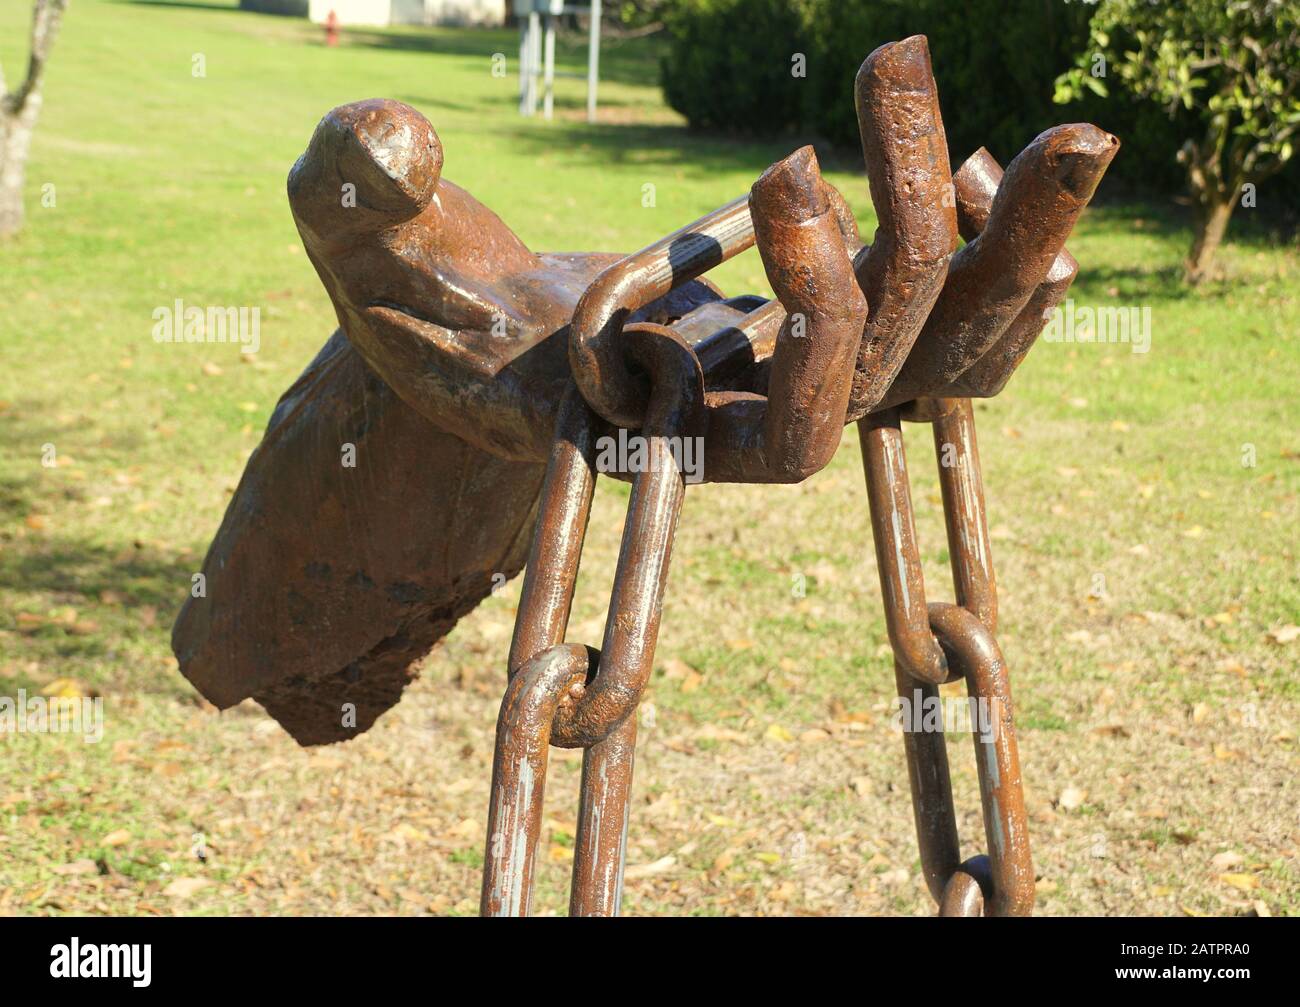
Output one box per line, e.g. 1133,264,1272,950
0,532,194,701
0,412,192,675
1085,197,1298,250
3,546,186,625
115,0,242,11
1073,263,1195,302
1075,251,1286,303
487,117,860,187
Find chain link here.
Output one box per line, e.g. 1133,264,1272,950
483,323,701,917
860,397,1034,916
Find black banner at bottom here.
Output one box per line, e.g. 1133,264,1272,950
1,915,1286,993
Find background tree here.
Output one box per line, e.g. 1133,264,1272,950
1,0,69,239
1056,0,1300,284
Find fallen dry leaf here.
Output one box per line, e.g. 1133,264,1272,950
163,877,211,898
548,844,574,864
53,859,98,876
624,855,676,880
1219,872,1259,892
1266,624,1300,645
39,678,96,700
661,658,695,680
387,823,432,844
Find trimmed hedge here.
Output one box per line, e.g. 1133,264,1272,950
239,0,309,16
660,0,1186,191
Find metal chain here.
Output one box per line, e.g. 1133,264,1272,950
859,397,1034,916
482,325,703,917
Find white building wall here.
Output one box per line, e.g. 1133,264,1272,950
420,0,505,26
309,0,392,26
309,0,504,26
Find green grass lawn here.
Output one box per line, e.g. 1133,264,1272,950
0,0,1296,917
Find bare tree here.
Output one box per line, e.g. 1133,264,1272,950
1,0,70,239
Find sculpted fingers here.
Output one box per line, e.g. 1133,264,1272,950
940,148,1079,398
847,35,958,420
882,124,1118,407
703,147,867,483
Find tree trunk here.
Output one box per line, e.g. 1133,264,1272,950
1185,195,1234,286
0,0,69,240
0,97,42,239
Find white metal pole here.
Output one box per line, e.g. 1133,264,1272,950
518,17,530,114
543,12,556,120
527,9,541,116
587,0,601,124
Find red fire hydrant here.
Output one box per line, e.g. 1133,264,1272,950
325,9,339,48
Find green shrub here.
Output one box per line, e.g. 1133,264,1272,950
661,0,809,135
659,0,1187,190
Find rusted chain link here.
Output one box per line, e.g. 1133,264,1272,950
485,152,869,915
569,197,754,431
859,398,1033,916
482,325,701,917
480,643,590,917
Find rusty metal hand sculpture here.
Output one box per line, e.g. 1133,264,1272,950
173,34,1117,917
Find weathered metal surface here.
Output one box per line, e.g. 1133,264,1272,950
481,642,590,917
859,410,949,686
931,398,997,631
171,331,547,747
858,399,1032,916
174,102,722,744
170,34,1121,916
569,196,754,431
548,327,699,750
929,602,1033,917
487,146,870,914
569,716,637,917
942,148,1081,399
848,35,958,420
489,331,695,916
696,148,868,484
881,123,1118,407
